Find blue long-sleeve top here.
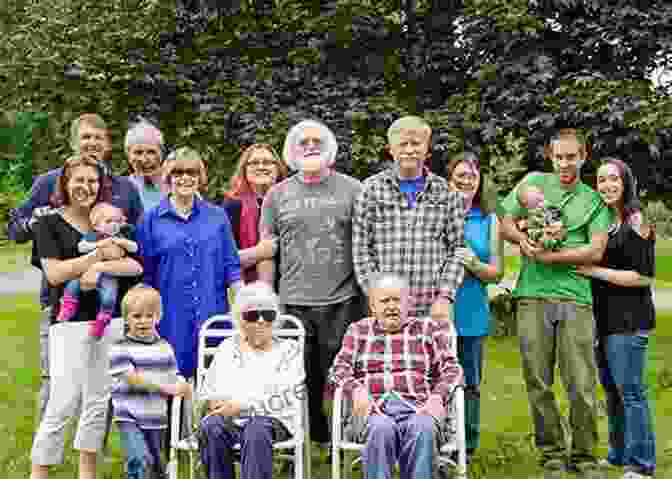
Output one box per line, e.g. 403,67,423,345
136,196,241,377
9,166,143,306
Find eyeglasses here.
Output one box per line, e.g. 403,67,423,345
170,168,200,178
247,160,276,169
241,309,278,323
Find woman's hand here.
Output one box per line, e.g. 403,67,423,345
575,265,595,277
455,246,478,271
80,266,101,291
256,238,277,260
543,221,566,243
99,242,125,261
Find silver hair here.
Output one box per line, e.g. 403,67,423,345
231,282,285,328
368,272,410,294
124,118,164,153
282,119,338,171
387,116,431,146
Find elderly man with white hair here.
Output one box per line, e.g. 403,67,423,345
352,115,466,320
196,282,305,479
124,118,168,210
257,119,364,455
329,272,463,479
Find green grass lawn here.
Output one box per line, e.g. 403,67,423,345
0,241,32,274
1,293,671,478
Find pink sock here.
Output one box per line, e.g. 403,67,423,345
89,311,113,339
56,293,79,322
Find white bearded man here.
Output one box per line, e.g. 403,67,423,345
257,119,364,457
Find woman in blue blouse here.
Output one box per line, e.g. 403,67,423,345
445,152,504,461
137,147,241,378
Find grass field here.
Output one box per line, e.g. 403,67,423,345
0,241,31,274
1,293,671,478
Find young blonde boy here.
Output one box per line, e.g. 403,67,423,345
110,285,192,479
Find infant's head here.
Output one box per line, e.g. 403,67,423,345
518,185,545,209
90,203,126,236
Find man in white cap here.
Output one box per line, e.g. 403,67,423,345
124,118,167,211
257,119,364,458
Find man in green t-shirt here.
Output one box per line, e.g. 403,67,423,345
497,129,612,478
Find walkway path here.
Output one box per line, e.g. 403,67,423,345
2,266,672,311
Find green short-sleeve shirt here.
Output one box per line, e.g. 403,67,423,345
498,172,614,305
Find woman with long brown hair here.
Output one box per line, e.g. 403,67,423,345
221,143,288,284
444,151,504,462
30,155,141,479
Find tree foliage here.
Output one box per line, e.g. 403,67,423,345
1,0,671,200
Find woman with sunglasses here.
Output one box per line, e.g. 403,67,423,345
220,144,289,285
197,282,305,479
136,147,241,380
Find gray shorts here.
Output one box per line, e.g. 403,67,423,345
31,318,124,465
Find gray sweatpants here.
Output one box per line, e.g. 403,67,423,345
31,318,124,465
38,306,51,421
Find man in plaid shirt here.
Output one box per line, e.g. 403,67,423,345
329,272,463,479
352,115,466,319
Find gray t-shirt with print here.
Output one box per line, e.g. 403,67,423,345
261,172,362,306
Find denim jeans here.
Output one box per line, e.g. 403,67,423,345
118,422,165,479
457,336,484,452
595,333,656,476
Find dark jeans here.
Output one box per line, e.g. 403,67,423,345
198,415,291,479
284,295,364,444
596,333,656,476
457,335,484,453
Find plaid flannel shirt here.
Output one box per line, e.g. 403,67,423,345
352,168,466,316
329,316,463,407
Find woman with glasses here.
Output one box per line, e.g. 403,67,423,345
220,144,289,285
197,282,305,479
136,147,241,379
445,152,504,463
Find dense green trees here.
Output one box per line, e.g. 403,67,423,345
1,0,670,201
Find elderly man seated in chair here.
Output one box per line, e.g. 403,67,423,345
329,273,464,479
196,282,305,479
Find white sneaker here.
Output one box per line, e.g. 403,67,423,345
623,471,649,479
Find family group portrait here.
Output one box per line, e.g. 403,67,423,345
1,1,671,479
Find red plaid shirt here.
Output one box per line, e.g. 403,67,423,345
329,316,463,407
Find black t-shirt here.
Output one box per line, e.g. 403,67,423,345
33,213,141,325
591,223,655,337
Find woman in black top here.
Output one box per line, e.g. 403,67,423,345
220,143,288,285
30,155,141,479
577,158,656,478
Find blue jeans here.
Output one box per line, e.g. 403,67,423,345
63,273,119,313
457,336,484,452
595,333,656,476
118,422,165,479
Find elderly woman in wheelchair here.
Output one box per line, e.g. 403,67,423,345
329,273,465,479
195,282,305,479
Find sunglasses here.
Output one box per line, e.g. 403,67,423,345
170,168,200,178
241,309,278,323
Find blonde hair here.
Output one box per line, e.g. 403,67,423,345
121,285,163,320
387,116,431,146
69,113,109,152
163,146,209,192
89,202,124,228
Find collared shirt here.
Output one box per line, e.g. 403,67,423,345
352,168,466,316
125,175,167,211
13,166,143,306
329,316,463,407
136,197,241,377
